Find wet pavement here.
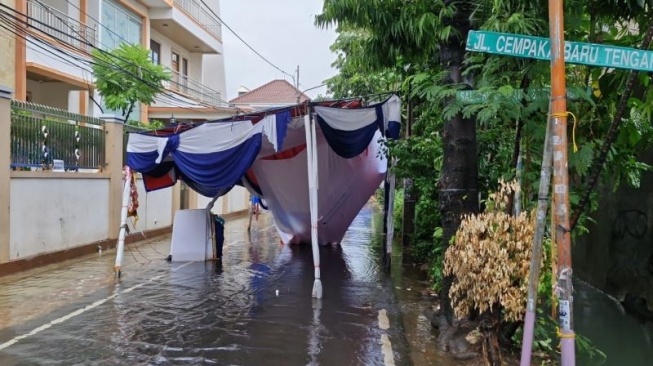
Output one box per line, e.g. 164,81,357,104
2,202,653,365
0,204,448,366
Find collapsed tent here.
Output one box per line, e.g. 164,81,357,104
126,94,401,247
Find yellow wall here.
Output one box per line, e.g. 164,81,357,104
0,0,15,90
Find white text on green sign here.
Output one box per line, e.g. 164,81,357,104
466,31,653,72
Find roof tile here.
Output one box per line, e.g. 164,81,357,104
229,80,311,105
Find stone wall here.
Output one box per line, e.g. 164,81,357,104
574,150,653,320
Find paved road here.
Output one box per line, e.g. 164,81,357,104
0,204,419,366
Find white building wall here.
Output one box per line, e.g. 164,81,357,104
228,186,248,213
202,54,227,102
9,178,110,260
196,187,249,216
25,38,94,83
131,178,174,232
151,29,202,77
8,175,176,261
26,80,75,110
200,0,226,99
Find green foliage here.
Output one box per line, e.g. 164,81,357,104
320,1,653,359
512,309,607,364
92,43,171,122
126,119,165,131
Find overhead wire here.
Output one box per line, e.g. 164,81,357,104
197,0,297,84
60,0,235,108
0,4,233,112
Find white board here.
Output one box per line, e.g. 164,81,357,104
169,209,211,262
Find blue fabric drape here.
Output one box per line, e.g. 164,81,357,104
276,110,291,151
172,134,263,197
316,105,383,159
127,150,162,173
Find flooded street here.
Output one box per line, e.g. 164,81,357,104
0,204,448,366
575,280,653,366
1,202,651,366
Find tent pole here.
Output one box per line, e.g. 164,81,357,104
385,158,396,269
305,111,322,299
114,167,132,277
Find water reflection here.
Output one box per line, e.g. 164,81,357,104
575,279,653,366
0,205,412,366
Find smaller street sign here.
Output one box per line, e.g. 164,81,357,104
456,88,581,105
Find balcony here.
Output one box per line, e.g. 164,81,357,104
163,68,226,109
173,0,222,40
26,0,97,52
149,0,223,54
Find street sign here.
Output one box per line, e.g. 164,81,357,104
456,88,581,104
466,30,653,72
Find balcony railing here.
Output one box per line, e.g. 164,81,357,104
164,68,226,108
173,0,222,40
27,0,97,52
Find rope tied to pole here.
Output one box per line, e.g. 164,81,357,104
548,111,579,152
557,328,576,339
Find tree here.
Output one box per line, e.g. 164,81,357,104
323,28,401,98
91,43,171,123
320,0,653,363
317,0,479,326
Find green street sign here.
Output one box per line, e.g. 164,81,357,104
466,30,653,72
456,88,581,105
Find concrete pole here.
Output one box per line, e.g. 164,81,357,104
102,116,125,241
547,0,576,364
520,104,553,366
0,86,12,263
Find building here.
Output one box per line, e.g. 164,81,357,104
0,1,251,271
0,0,15,88
229,79,311,111
11,0,235,122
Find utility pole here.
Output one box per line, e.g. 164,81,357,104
548,0,576,364
296,65,300,89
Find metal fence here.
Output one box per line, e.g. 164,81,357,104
10,101,106,171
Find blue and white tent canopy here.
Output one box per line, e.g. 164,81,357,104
127,95,401,248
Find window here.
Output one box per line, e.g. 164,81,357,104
100,0,142,50
150,40,161,64
99,0,143,120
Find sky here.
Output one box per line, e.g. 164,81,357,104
220,0,338,100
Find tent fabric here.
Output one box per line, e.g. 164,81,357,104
125,94,401,244
127,114,285,197
314,94,401,158
252,130,387,245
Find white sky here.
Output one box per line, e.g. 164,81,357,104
220,0,338,100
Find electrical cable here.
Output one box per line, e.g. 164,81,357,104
197,0,297,83
0,7,233,116
0,4,233,111
61,0,235,107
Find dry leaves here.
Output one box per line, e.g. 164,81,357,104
444,180,542,322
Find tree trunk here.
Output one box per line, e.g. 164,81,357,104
481,308,503,366
438,0,479,325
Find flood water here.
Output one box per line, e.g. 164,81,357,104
575,280,653,366
0,202,650,365
0,204,451,366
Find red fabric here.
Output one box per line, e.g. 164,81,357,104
261,144,307,160
143,170,177,191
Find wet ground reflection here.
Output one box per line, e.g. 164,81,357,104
0,204,429,366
